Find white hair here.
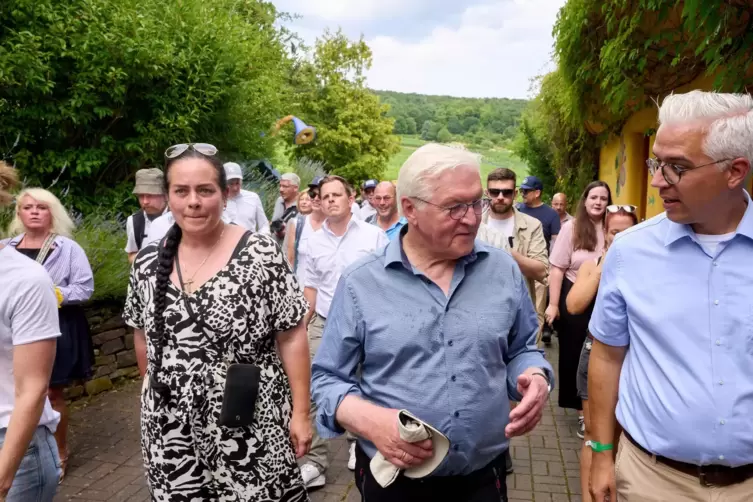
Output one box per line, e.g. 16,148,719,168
397,143,481,209
658,91,753,175
281,172,300,187
10,188,75,237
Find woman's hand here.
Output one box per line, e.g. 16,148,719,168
545,304,559,325
290,412,312,459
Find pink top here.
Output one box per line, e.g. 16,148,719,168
550,219,604,283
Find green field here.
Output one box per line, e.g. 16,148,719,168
384,136,528,184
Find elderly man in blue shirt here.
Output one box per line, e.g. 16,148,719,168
311,143,553,501
589,91,753,502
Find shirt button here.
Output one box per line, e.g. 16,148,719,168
720,419,726,425
448,340,454,347
451,375,457,382
716,339,721,346
713,262,718,267
714,300,719,305
454,411,460,418
719,380,724,386
453,445,459,451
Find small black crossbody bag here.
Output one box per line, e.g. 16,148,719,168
174,247,260,428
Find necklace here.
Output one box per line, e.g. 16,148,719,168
180,226,226,294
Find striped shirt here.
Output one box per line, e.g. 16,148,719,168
2,234,94,304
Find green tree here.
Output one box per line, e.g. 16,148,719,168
290,30,399,184
437,127,452,143
447,117,464,135
404,117,418,135
0,0,292,214
393,116,409,134
421,120,441,141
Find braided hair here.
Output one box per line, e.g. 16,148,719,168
150,148,227,396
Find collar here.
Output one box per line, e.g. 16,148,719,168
665,190,753,246
384,225,490,270
8,232,64,247
323,215,358,237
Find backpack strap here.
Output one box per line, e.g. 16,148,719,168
132,211,147,250
293,214,306,273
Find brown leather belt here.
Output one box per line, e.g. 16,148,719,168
624,431,753,487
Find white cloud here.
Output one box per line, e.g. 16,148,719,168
366,0,565,98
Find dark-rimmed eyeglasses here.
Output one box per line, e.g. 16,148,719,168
165,143,218,159
411,197,488,220
606,204,637,214
307,189,320,200
646,157,731,185
487,188,515,198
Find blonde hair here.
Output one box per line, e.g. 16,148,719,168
0,161,19,207
10,188,75,237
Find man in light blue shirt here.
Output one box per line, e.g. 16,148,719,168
311,143,553,501
366,181,406,240
588,91,753,502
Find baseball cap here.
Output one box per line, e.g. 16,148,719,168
309,176,325,188
133,168,164,195
363,179,378,190
520,176,543,191
223,162,243,181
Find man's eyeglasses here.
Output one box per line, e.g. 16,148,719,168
412,197,488,220
487,188,515,198
646,157,731,185
606,204,637,214
165,143,218,159
373,195,393,203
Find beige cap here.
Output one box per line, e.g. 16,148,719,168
133,168,165,195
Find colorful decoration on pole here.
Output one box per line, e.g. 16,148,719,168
274,115,316,145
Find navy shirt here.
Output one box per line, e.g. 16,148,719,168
517,203,561,251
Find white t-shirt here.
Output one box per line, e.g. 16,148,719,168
360,200,377,220
350,202,363,220
302,217,388,317
695,231,736,256
294,216,318,285
0,245,61,431
124,210,165,253
225,189,270,234
486,216,515,241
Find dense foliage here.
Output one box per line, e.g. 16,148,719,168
514,0,753,209
375,91,528,148
0,0,294,215
290,31,400,184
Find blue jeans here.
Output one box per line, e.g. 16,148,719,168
0,426,60,502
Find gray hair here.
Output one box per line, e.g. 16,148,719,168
281,172,300,187
658,91,753,174
397,143,481,210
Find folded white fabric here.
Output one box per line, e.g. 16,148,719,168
369,409,450,488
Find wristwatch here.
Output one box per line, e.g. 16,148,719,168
530,370,552,393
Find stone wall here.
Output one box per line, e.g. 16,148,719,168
64,302,141,401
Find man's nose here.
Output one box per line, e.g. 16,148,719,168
650,169,668,189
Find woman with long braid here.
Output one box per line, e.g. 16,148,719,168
123,144,312,501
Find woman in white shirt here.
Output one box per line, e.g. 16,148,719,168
284,179,326,283
0,162,61,501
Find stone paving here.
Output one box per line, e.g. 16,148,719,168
55,341,583,502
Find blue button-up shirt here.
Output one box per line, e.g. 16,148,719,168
589,191,753,467
311,235,553,476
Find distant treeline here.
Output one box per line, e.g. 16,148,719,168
374,90,528,147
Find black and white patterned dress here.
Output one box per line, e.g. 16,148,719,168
123,233,309,502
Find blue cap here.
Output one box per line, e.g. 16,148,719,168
520,176,543,191
363,179,378,190
309,176,324,188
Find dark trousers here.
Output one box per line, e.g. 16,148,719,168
354,446,508,502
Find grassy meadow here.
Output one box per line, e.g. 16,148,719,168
383,136,528,184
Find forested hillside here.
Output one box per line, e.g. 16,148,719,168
374,90,528,148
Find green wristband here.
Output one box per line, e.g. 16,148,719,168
585,440,613,452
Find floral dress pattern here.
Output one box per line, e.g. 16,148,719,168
123,233,309,501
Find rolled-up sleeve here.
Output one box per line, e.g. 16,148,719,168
505,270,554,400
588,244,628,346
311,277,364,438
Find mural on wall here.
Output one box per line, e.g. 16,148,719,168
614,136,627,198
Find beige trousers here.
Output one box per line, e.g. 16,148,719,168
616,433,753,502
301,313,329,472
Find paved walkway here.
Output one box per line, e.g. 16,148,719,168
56,341,583,502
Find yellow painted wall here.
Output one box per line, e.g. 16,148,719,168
644,135,663,219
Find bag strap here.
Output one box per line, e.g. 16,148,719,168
133,211,146,250
35,233,58,264
293,214,306,273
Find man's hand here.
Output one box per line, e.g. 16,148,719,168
290,412,313,459
590,452,617,501
545,305,559,325
368,407,434,470
505,371,549,438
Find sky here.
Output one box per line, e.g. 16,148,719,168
272,0,567,99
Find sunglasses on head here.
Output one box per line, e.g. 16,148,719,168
606,204,637,214
164,143,218,159
487,188,515,198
